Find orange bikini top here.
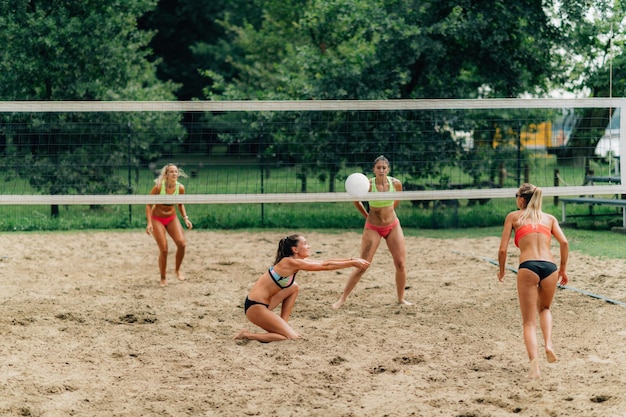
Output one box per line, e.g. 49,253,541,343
514,223,552,248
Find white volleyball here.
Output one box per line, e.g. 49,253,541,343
345,173,370,198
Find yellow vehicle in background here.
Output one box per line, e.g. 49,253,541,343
520,121,567,150
519,109,619,157
491,111,578,152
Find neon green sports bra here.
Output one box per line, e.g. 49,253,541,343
160,181,179,206
368,177,395,208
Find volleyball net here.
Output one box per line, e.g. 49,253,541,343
0,98,624,229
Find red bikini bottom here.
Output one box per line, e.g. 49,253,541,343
152,214,176,226
365,218,400,238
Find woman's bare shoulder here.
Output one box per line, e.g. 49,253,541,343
543,212,559,224
149,183,160,194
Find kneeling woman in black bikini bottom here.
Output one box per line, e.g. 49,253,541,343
234,234,369,343
244,297,269,313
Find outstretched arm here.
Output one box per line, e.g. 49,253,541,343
283,257,370,274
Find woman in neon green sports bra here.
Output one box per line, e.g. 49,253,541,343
145,163,193,287
332,155,412,309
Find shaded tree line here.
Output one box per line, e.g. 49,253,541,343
0,0,624,205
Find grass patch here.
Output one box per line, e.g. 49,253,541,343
0,154,623,233
406,225,626,260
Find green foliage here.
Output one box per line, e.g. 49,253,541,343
551,0,626,96
0,1,184,199
198,1,571,193
0,154,622,232
1,191,622,234
544,1,625,159
144,0,625,105
414,226,626,260
203,0,561,100
0,0,170,100
0,0,622,226
140,0,261,100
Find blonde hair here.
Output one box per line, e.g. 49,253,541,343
517,183,543,225
154,163,188,185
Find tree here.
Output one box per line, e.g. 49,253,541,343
0,0,184,216
140,0,269,100
204,0,561,100
547,0,626,163
201,0,563,188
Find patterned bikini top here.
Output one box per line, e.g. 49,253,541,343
268,265,297,289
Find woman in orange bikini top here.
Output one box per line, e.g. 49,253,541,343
514,223,552,248
497,183,569,379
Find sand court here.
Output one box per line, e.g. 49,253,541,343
1,230,625,416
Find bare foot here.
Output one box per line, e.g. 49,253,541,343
160,278,168,287
176,270,185,281
546,349,558,363
332,299,346,309
234,329,250,340
399,299,413,306
526,358,541,379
